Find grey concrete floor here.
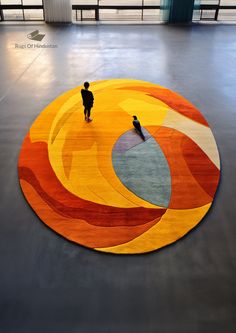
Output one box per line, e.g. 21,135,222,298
0,23,236,333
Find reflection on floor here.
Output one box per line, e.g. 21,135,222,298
0,23,236,332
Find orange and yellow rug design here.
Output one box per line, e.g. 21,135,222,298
18,79,220,254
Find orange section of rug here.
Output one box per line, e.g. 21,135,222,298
148,126,220,209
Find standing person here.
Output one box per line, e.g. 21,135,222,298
81,81,94,122
132,115,145,141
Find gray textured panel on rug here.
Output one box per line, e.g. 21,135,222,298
112,129,171,208
112,128,152,154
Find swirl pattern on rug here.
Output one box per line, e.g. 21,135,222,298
18,79,220,254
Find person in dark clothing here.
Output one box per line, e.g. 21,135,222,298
81,82,94,122
132,115,145,141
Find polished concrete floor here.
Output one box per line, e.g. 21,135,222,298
0,23,236,333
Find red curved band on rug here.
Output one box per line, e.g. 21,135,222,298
147,126,220,209
118,86,208,126
21,178,160,248
18,135,165,225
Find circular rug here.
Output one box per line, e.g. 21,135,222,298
18,79,220,254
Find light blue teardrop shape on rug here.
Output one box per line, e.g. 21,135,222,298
112,128,171,208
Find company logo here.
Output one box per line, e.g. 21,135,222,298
27,30,45,41
14,30,57,49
